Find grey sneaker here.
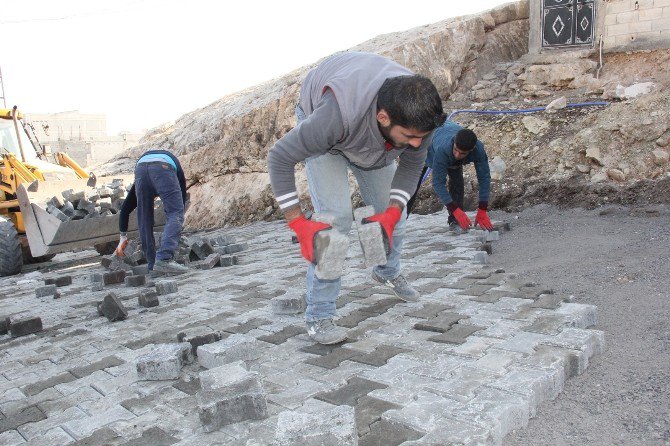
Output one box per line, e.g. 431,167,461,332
306,319,348,345
153,259,189,275
372,270,420,302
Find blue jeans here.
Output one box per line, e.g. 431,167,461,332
134,162,185,269
303,153,407,322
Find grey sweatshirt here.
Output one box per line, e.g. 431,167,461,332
267,52,432,213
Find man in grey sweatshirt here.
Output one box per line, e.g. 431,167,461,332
267,52,445,344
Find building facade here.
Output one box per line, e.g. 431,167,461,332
529,0,670,53
25,110,142,167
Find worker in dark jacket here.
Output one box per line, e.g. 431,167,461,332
409,121,493,232
115,150,188,274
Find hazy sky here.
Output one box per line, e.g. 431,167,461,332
2,0,512,134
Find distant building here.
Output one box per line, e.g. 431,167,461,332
529,0,670,53
25,110,143,167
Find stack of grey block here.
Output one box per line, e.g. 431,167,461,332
173,234,247,267
45,179,132,222
196,361,268,432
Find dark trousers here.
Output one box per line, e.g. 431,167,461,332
133,162,184,269
406,165,464,223
446,166,465,224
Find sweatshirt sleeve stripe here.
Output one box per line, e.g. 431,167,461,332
390,189,411,206
277,191,299,209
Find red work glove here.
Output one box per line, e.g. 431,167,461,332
288,214,332,264
363,206,402,255
475,209,494,231
452,208,472,230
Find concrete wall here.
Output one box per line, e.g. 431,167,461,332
602,0,670,50
529,0,670,53
25,111,142,167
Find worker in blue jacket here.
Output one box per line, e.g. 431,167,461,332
115,150,189,274
409,121,494,231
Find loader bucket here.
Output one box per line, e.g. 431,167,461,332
16,179,165,257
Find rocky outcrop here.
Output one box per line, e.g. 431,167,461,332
101,0,529,229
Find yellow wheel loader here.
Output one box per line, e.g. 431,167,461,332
0,106,163,276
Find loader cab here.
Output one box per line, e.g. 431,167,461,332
0,109,40,162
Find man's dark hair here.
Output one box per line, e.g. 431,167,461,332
377,75,445,132
454,128,478,152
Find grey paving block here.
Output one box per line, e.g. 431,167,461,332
172,377,201,396
101,293,128,322
132,265,150,276
359,298,403,315
360,419,424,446
315,376,387,406
406,303,454,319
9,316,43,337
336,310,375,328
138,290,159,308
413,312,467,333
44,276,73,287
0,405,46,433
258,325,306,345
103,270,127,285
121,426,179,446
355,206,388,268
22,372,77,396
428,323,485,344
196,253,221,270
271,292,306,315
136,342,193,380
314,228,349,280
125,275,147,287
350,345,411,367
355,395,402,436
198,334,263,369
36,284,58,298
70,356,125,379
156,281,178,295
177,329,224,356
197,362,268,431
0,316,9,335
223,317,271,334
274,405,357,446
304,347,361,370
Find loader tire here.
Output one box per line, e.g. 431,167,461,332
94,241,117,256
0,217,23,276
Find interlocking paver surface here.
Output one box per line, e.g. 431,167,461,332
0,210,604,445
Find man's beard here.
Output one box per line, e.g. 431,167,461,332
378,123,403,148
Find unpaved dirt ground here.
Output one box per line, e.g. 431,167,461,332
492,204,670,446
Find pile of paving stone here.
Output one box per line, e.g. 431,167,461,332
45,179,131,222
100,234,248,272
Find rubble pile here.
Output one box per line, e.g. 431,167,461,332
45,179,132,222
